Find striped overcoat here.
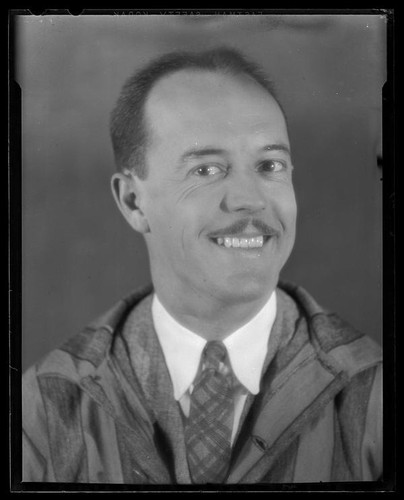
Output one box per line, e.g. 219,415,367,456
22,282,382,484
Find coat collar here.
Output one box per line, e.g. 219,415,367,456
102,284,363,485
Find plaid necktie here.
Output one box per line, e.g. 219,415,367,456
185,341,234,484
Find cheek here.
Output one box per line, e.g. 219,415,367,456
142,182,177,228
269,185,297,228
144,193,197,251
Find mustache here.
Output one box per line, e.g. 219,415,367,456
208,218,280,238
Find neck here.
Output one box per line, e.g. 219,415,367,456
153,282,274,341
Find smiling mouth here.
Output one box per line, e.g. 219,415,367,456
211,235,270,249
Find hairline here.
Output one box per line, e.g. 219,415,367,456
139,67,286,171
132,67,287,179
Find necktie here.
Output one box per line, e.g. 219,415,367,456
185,341,234,484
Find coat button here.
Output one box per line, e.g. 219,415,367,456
252,435,268,452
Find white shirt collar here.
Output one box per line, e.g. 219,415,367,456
152,292,277,400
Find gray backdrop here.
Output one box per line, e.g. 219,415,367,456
16,14,385,371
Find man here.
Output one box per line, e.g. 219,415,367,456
22,48,382,484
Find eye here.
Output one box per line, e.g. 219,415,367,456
257,159,286,173
193,164,224,177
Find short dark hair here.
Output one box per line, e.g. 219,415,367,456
110,47,285,179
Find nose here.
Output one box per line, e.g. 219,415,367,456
220,170,267,214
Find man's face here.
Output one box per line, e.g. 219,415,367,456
136,70,297,309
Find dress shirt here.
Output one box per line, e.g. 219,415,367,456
151,292,277,445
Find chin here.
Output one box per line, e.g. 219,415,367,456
214,275,277,306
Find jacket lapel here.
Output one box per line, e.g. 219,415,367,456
122,294,192,484
227,288,349,483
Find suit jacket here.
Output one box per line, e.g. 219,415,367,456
22,282,382,484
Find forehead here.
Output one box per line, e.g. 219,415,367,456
145,69,288,149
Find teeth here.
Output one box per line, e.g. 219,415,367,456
215,235,264,248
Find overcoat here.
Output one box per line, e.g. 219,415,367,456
22,282,382,483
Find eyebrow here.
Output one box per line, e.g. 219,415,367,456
180,147,227,163
180,143,291,163
261,143,291,155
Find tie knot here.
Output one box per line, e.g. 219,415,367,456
203,341,227,370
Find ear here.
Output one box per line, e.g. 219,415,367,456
111,172,150,234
